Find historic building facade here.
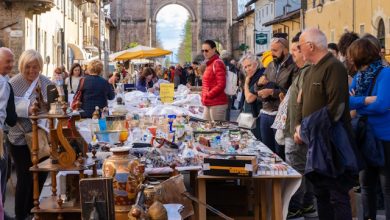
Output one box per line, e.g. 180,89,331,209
305,0,390,51
0,0,110,77
110,0,237,57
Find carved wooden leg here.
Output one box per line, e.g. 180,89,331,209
33,171,40,208
51,171,57,196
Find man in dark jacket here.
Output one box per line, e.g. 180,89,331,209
256,37,297,159
295,28,356,220
0,47,17,220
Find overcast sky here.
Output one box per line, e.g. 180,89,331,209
156,4,189,62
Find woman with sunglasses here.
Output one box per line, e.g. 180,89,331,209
201,39,228,121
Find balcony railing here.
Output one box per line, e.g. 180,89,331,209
23,0,55,14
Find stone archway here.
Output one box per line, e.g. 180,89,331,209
110,0,237,56
151,1,198,57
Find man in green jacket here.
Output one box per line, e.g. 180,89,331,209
295,28,354,220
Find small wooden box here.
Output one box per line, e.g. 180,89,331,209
203,155,258,177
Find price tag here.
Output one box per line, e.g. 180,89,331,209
160,83,174,103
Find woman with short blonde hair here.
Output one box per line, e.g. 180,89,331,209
87,60,103,75
9,49,51,220
80,59,115,118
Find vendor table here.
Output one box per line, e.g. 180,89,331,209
196,173,301,220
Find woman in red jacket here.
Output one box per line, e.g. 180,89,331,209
201,40,228,121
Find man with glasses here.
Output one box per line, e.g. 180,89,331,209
294,28,358,220
256,36,296,160
275,32,317,219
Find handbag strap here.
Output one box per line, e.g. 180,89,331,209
368,66,383,95
77,77,85,93
24,76,39,99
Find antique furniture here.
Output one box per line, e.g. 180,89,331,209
29,101,98,219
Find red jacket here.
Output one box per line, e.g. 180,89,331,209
201,54,228,106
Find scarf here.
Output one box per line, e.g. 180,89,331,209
355,59,383,96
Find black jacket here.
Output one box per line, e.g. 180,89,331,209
5,82,17,127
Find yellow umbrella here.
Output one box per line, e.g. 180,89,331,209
111,45,172,61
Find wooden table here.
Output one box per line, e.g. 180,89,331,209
197,174,301,220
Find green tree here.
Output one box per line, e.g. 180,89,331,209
177,16,192,64
164,57,171,67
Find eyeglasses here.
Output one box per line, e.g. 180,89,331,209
201,49,209,53
297,42,311,50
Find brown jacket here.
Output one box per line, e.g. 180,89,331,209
258,54,297,112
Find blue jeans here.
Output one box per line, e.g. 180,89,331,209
360,140,390,220
259,113,284,159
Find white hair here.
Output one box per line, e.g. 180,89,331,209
302,28,328,50
239,52,259,66
0,47,14,58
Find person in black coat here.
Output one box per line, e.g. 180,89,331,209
80,60,115,118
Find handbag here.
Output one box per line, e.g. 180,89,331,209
237,112,257,129
25,128,50,160
352,66,384,167
71,77,85,110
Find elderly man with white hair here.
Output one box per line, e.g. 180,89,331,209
0,47,17,220
294,28,361,220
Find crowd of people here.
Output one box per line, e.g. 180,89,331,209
0,26,389,220
205,28,389,220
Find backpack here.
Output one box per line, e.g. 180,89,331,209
213,60,238,96
225,66,238,95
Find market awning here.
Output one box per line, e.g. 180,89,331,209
111,45,172,61
67,43,87,60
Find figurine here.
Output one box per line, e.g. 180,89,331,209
126,160,142,201
92,106,100,119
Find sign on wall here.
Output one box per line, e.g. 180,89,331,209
256,33,268,45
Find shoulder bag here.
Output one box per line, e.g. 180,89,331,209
71,77,85,110
236,102,258,129
352,66,384,167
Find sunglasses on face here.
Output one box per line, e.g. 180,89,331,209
201,49,210,53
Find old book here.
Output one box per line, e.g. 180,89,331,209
80,177,115,220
